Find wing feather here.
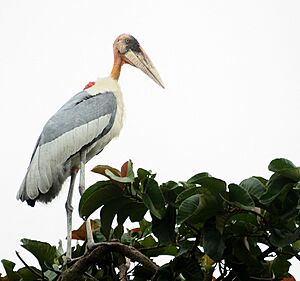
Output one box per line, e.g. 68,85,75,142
18,91,117,203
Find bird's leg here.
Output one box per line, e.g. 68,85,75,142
79,149,94,247
65,170,77,260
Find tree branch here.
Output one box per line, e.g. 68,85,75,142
119,257,130,281
58,242,158,281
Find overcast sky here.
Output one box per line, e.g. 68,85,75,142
1,0,300,278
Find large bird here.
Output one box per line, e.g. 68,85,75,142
17,34,164,258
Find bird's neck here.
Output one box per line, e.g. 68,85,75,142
110,50,124,81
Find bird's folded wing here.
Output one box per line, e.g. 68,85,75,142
19,91,117,200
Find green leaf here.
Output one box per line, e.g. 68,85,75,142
160,182,182,205
269,159,300,181
271,256,291,279
228,212,259,226
260,175,291,205
228,184,255,210
177,188,221,224
100,197,133,239
139,219,152,236
270,228,300,247
171,255,204,281
79,181,124,219
177,194,200,224
190,176,226,197
161,181,180,190
151,205,176,245
269,158,296,172
113,224,124,240
240,177,266,199
152,263,173,281
142,245,178,257
292,239,300,251
175,186,199,205
133,265,155,281
139,235,157,248
187,172,211,184
20,239,58,272
137,168,152,182
128,203,148,222
18,266,43,281
203,227,225,261
1,260,21,281
117,201,147,222
142,178,165,219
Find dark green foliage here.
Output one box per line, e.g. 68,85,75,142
2,158,300,280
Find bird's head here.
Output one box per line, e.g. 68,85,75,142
112,34,164,88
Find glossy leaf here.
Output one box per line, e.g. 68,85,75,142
152,264,173,281
175,186,199,205
171,255,204,281
240,177,266,199
79,181,124,219
151,205,176,245
189,175,226,197
118,201,147,223
203,227,225,261
228,184,255,210
270,228,300,247
138,235,157,248
269,158,296,172
177,188,221,224
1,260,20,281
142,245,178,257
272,256,291,280
19,267,44,281
268,159,300,181
187,172,211,184
21,239,58,272
142,178,165,219
260,175,291,205
100,197,133,239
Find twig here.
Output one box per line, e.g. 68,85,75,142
15,251,46,280
119,257,130,281
257,245,277,260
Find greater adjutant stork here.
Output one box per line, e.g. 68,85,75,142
17,34,164,259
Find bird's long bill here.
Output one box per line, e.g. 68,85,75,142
124,49,165,88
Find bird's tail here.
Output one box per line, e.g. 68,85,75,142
17,164,69,206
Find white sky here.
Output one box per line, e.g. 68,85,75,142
1,0,300,278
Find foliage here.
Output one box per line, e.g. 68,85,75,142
2,158,300,280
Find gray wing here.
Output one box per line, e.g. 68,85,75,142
17,90,117,202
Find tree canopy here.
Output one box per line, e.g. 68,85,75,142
1,158,299,280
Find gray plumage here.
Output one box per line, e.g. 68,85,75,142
17,90,117,206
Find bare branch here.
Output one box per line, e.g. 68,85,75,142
119,257,131,281
58,242,158,281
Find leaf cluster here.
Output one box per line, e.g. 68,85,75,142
2,158,300,280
